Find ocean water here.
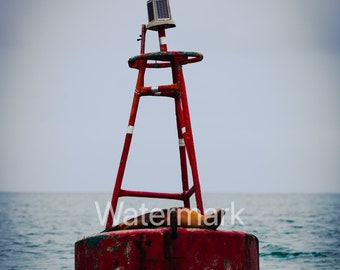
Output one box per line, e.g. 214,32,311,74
0,192,339,269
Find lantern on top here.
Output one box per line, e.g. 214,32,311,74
146,0,176,30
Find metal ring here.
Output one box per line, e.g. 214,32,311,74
128,51,203,69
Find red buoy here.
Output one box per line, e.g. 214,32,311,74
75,1,259,269
75,228,259,269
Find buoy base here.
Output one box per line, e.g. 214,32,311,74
75,228,259,269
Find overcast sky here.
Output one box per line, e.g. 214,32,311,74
0,0,339,193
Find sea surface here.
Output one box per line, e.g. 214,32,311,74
0,192,339,269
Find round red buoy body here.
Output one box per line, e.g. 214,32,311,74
75,228,259,269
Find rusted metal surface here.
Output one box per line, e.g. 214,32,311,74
75,228,259,270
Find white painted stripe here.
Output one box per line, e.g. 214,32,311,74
181,127,186,134
127,125,134,134
160,36,167,45
179,139,185,147
151,86,159,93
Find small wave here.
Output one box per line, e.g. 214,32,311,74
279,218,295,223
290,225,303,229
261,243,330,259
261,250,328,258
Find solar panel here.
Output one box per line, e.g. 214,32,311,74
156,0,170,19
147,1,155,22
146,0,175,30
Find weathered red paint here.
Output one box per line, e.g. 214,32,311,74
105,27,205,231
75,228,259,270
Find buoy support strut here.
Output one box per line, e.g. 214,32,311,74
105,24,204,230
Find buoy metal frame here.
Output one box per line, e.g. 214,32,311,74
105,24,204,230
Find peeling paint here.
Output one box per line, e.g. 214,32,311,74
75,228,259,269
224,258,231,270
85,234,107,248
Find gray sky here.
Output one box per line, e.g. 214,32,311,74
0,0,339,193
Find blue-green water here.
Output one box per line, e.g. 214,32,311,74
0,192,339,269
